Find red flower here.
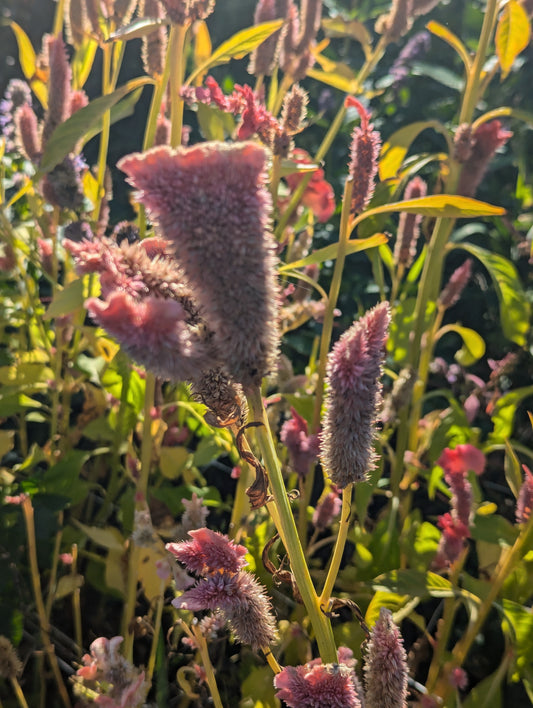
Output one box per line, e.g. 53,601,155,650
284,148,336,222
280,406,320,477
437,444,485,477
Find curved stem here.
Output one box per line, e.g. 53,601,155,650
247,387,337,663
319,484,352,609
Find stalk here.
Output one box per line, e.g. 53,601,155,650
319,484,352,609
247,388,337,663
169,24,188,148
9,677,29,708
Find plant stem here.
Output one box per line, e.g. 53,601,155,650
169,23,188,148
52,0,65,36
45,512,64,621
146,583,165,685
311,178,353,433
263,646,282,674
21,496,71,708
93,44,112,221
319,484,352,609
71,544,83,652
191,624,223,708
10,677,29,708
247,387,337,663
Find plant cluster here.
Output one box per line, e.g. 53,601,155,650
0,0,532,706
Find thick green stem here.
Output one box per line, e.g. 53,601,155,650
319,484,352,609
247,388,337,663
169,24,188,148
146,583,165,685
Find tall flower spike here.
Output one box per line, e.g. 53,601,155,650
364,608,408,708
118,142,279,390
375,0,413,44
346,96,382,214
320,302,390,488
457,120,512,198
248,0,287,76
42,35,72,146
438,258,473,309
394,176,427,268
141,0,167,78
516,465,533,524
14,104,41,161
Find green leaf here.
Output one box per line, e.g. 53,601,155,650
462,667,504,708
43,278,85,320
495,0,531,80
504,440,523,499
279,233,388,272
502,598,533,666
426,20,472,71
456,244,530,345
81,87,145,147
489,386,533,443
72,37,98,90
107,16,168,42
186,20,284,86
436,324,486,366
371,570,453,599
307,61,358,93
9,21,36,81
73,520,125,551
321,17,372,58
471,513,518,546
410,61,464,91
159,446,190,479
39,77,153,173
365,591,409,627
379,121,442,180
55,574,84,601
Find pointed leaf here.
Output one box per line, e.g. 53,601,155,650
72,37,98,90
40,77,153,172
379,121,444,180
193,20,212,85
495,0,531,80
489,386,533,444
505,440,523,499
456,244,530,345
43,278,85,320
81,87,144,147
437,324,486,366
9,21,37,81
186,20,284,86
278,233,388,272
73,521,125,551
107,16,169,42
307,66,357,93
322,17,372,58
427,20,472,71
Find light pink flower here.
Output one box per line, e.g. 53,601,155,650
280,406,320,477
312,488,342,529
320,302,390,488
364,608,408,708
346,97,382,214
181,493,209,534
394,176,427,268
42,35,72,146
457,120,512,198
438,259,473,309
166,528,248,575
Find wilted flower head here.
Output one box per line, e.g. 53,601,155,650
274,648,363,707
394,176,427,268
320,302,391,488
0,636,23,679
281,83,308,135
364,608,408,708
438,259,473,309
346,97,382,214
280,406,320,477
42,154,87,210
516,464,533,524
457,120,512,198
118,142,279,390
181,493,209,534
453,123,474,163
167,529,277,650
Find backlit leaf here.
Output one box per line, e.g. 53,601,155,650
186,20,284,86
106,16,168,42
44,278,85,320
379,121,446,180
74,521,125,551
427,20,472,71
72,37,98,90
504,440,523,499
489,386,533,444
193,20,212,85
437,324,486,366
322,16,372,58
9,21,36,81
279,233,388,272
495,0,531,80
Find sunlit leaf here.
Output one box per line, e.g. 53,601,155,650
44,279,85,320
371,569,453,599
9,21,36,81
40,78,153,172
73,520,125,551
365,591,409,628
186,20,284,86
410,61,464,91
427,20,472,71
472,513,518,546
279,233,388,272
72,37,98,90
307,66,357,93
436,324,486,366
322,16,372,58
55,574,84,600
106,16,168,42
495,0,531,80
504,440,523,499
159,446,190,479
81,87,145,147
379,121,445,180
193,20,212,85
489,386,533,444
456,244,530,345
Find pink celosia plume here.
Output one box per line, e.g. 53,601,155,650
42,35,72,146
394,176,427,268
364,608,408,708
438,259,473,309
280,406,320,477
346,97,382,214
457,120,512,198
166,528,248,574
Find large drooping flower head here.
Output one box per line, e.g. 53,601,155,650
118,142,279,390
320,302,391,488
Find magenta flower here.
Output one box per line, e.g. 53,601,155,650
42,35,72,146
118,142,279,389
274,649,363,707
280,406,320,477
438,259,473,309
320,302,391,488
167,528,247,575
457,120,512,197
437,444,486,477
364,608,408,708
516,465,533,524
394,176,427,268
433,513,470,569
346,97,382,214
312,488,342,530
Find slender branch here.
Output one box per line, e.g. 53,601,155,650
319,484,353,609
169,24,188,148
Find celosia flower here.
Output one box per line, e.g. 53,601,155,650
42,35,72,146
296,0,323,52
433,512,470,568
248,0,287,76
438,259,473,309
516,464,533,524
70,89,89,114
42,154,87,210
118,142,279,389
281,83,308,135
453,123,474,163
312,487,342,529
0,79,32,152
141,0,167,77
181,493,209,534
159,0,215,25
390,31,431,87
168,529,277,650
449,666,468,690
364,608,408,708
65,0,87,47
375,0,413,43
437,444,486,477
394,176,427,268
0,636,23,679
166,528,248,574
320,302,391,488
274,648,363,708
346,97,382,214
381,366,417,425
284,148,336,222
457,120,512,198
14,104,41,161
280,406,320,477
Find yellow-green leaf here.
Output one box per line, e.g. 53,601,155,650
106,16,169,42
307,65,357,93
186,19,284,86
279,233,388,272
44,278,85,320
193,20,212,85
159,446,190,479
504,440,523,499
74,521,125,551
55,574,84,600
322,16,372,58
72,37,98,90
436,324,486,366
9,21,37,81
495,0,531,80
30,79,48,109
379,121,443,180
427,20,472,72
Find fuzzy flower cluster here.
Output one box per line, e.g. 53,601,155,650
364,608,408,708
457,120,512,198
280,406,320,477
516,465,533,524
74,636,146,707
274,646,364,707
346,97,382,214
117,142,279,392
320,302,391,488
0,79,32,153
438,259,473,309
433,444,486,568
283,147,336,222
375,0,442,43
394,176,427,268
158,0,215,25
279,0,323,81
166,528,278,650
0,636,23,680
248,0,288,76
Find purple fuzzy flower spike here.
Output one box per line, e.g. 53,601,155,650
320,302,391,488
364,608,408,708
42,35,72,146
346,97,382,214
